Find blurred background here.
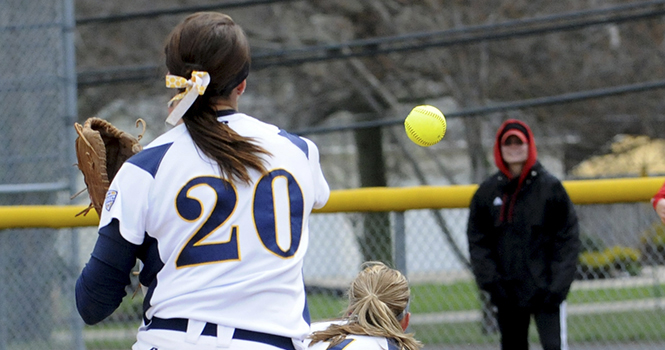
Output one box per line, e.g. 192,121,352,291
2,0,665,349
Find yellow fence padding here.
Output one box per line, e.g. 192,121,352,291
0,205,99,229
1,176,663,229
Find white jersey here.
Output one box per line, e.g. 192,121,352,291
306,321,400,350
307,336,397,350
100,112,329,340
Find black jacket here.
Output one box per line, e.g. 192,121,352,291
467,161,580,308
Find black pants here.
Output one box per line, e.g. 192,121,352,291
496,302,567,350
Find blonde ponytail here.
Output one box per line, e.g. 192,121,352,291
309,262,422,350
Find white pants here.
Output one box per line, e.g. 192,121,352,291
131,322,306,350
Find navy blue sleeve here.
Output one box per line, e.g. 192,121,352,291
75,219,140,325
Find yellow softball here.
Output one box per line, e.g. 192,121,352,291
404,105,446,147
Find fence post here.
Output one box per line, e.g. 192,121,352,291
0,238,5,350
654,266,662,310
393,211,407,276
63,0,84,347
70,229,85,350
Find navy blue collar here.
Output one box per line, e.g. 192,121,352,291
216,109,236,117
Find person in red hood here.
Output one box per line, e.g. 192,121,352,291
466,119,580,350
651,184,665,224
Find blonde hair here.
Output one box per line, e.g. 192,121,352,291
308,261,422,350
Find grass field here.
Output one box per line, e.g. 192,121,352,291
309,281,665,317
80,310,665,349
307,280,665,346
409,310,665,345
70,279,665,349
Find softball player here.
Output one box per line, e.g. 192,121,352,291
306,262,422,350
75,12,329,350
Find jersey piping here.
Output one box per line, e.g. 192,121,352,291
126,143,173,178
278,129,309,158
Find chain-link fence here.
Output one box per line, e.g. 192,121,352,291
307,202,665,350
2,0,665,349
0,0,79,349
4,198,663,350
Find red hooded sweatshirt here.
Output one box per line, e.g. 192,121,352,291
493,119,538,222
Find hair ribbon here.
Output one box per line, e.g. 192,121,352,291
165,70,210,126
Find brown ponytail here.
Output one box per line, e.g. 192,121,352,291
164,12,270,184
